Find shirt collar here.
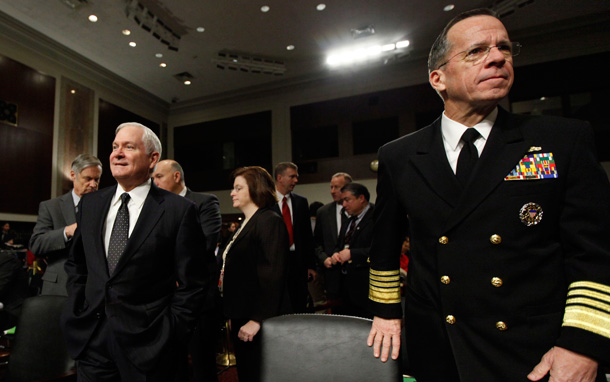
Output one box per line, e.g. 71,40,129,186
112,178,151,208
442,107,497,151
71,189,80,207
178,186,187,197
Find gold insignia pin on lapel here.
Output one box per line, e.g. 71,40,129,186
528,146,542,153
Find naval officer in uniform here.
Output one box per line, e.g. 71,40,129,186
367,8,610,382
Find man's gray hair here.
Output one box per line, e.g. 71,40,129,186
115,122,162,158
428,8,499,73
332,172,353,184
274,162,298,180
71,154,102,175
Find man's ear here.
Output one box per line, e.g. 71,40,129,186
70,170,76,181
429,69,446,93
149,152,160,169
174,171,181,184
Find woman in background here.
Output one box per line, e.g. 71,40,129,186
220,166,291,382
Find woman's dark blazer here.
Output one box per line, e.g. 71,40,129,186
222,207,291,322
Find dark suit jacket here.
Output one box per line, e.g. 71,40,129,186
272,192,315,311
61,183,210,372
334,204,374,311
29,191,76,296
184,189,221,254
184,188,222,316
314,202,347,297
0,251,27,331
222,207,291,322
369,107,610,381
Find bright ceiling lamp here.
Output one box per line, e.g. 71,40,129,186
326,39,410,68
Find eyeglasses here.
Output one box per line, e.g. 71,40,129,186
436,42,521,69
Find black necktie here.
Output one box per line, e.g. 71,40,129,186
343,216,357,247
107,193,130,274
456,128,481,185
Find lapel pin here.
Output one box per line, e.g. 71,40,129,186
528,146,542,153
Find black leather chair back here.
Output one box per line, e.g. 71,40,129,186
259,314,402,382
6,295,75,382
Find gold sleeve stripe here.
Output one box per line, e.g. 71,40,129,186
563,306,610,339
370,269,400,276
569,281,610,295
369,289,401,304
370,280,401,288
567,297,610,313
567,290,610,307
370,274,400,282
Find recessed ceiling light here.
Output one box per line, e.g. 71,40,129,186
444,4,455,11
129,41,137,47
316,4,326,11
122,29,131,36
88,15,98,22
396,40,410,48
160,63,167,68
196,27,205,33
261,5,270,12
184,80,192,85
70,89,76,94
286,45,295,51
155,53,163,58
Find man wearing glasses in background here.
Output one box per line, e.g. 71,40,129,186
367,8,610,382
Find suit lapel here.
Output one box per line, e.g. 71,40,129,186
409,119,461,208
60,192,77,225
111,184,165,277
230,208,260,247
443,108,531,232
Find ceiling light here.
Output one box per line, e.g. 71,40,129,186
184,80,191,85
196,27,205,33
261,5,270,12
125,0,183,51
444,4,455,11
396,40,410,48
160,63,167,67
326,39,411,68
70,89,76,94
174,71,194,84
286,45,295,51
155,53,163,58
129,41,137,47
351,25,375,39
88,15,98,22
316,4,326,11
122,29,131,35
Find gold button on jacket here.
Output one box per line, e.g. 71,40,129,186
491,277,503,287
445,315,456,324
495,321,508,331
490,234,502,245
439,236,449,245
441,275,451,284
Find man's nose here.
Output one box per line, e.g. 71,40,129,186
485,46,506,65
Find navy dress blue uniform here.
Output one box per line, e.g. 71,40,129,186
369,107,610,381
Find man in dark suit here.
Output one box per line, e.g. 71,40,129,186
0,250,27,331
29,154,102,296
330,182,374,319
367,8,610,382
272,162,316,313
61,123,210,381
314,172,352,301
153,159,221,382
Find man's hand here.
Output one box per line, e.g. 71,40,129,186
332,249,351,264
307,268,317,281
528,346,598,382
323,257,335,268
238,320,261,342
367,316,401,362
64,223,77,239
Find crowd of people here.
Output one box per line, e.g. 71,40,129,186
2,7,609,382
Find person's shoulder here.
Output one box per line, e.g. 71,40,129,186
381,116,440,153
186,189,219,204
503,109,589,135
290,192,308,204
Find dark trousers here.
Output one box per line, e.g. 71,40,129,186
76,317,179,382
230,318,261,382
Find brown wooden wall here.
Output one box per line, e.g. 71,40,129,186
0,55,55,215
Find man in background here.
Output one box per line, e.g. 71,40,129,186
153,159,221,382
367,8,610,382
331,182,374,318
314,172,352,304
30,154,102,296
273,162,316,313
